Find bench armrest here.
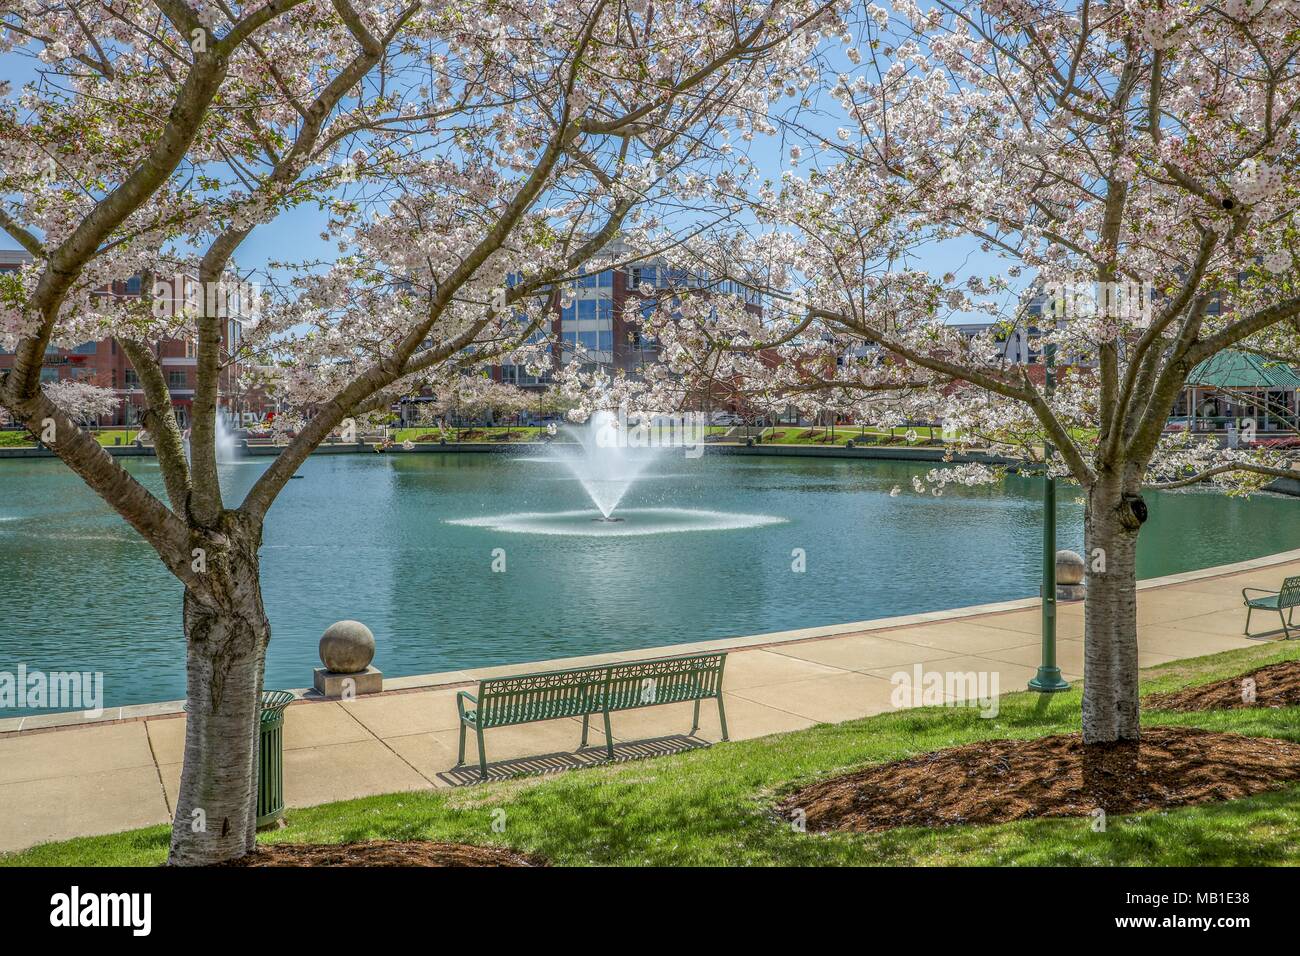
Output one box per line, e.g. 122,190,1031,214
1243,587,1278,601
456,690,478,720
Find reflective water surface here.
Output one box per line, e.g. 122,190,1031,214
1,451,1296,712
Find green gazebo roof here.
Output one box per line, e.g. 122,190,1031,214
1187,350,1300,390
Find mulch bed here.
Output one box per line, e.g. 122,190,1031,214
221,840,545,867
779,727,1300,834
1144,658,1300,713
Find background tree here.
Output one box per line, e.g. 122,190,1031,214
410,376,531,436
39,379,120,428
0,378,118,428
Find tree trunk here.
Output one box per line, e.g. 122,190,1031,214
168,519,270,866
1081,476,1145,744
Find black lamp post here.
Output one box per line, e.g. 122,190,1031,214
1029,338,1070,693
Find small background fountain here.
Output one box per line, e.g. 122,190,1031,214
215,414,238,463
182,412,241,465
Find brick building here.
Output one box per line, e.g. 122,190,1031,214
493,243,763,392
0,249,263,427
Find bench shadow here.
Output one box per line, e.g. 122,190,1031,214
435,733,710,787
1244,625,1292,641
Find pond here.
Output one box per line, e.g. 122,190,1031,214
1,449,1296,712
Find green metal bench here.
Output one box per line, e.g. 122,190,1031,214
1243,575,1300,640
456,652,728,780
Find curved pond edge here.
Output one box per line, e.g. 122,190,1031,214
5,543,1299,738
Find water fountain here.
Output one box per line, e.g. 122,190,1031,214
552,410,665,520
450,410,784,537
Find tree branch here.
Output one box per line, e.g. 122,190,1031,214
1149,461,1299,490
118,337,193,516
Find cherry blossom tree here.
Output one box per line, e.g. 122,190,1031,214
0,378,118,427
39,378,120,426
0,0,839,863
408,376,531,437
583,0,1300,747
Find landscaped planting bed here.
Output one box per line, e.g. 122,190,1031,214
1144,658,1300,712
778,726,1300,833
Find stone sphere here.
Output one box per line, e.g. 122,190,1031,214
319,620,375,673
1056,550,1086,586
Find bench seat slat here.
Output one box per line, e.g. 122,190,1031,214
476,692,601,727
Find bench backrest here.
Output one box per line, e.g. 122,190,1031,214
604,653,727,713
478,665,608,728
1281,576,1300,608
474,653,727,727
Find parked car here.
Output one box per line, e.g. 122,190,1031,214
710,412,743,426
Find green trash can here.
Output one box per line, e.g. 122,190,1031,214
256,690,295,828
180,689,295,829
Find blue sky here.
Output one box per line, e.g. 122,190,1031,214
0,22,1018,322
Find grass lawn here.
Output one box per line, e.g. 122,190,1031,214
0,428,138,448
757,426,940,446
90,429,138,446
7,639,1300,867
389,426,547,443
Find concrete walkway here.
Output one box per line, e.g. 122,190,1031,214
3,549,1298,854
